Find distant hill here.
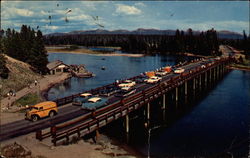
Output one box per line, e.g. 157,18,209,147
0,55,42,96
45,28,243,39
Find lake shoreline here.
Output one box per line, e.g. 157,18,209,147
46,47,145,57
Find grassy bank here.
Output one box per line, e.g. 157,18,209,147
14,93,42,107
0,55,42,98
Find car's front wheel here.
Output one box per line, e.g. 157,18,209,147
32,115,39,122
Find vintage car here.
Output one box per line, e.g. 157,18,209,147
118,80,136,88
99,85,120,97
72,93,92,106
174,68,185,74
145,76,162,84
25,101,58,122
155,71,168,76
81,97,108,110
135,75,148,83
115,88,136,98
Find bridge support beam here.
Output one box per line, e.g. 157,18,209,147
220,65,223,78
216,66,219,80
214,67,217,81
193,78,196,92
125,115,129,133
184,81,188,96
204,72,207,87
162,94,166,109
199,75,202,89
147,103,150,120
175,87,178,102
95,130,100,140
209,69,212,83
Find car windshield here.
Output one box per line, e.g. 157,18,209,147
31,107,38,110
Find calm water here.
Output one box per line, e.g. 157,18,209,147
48,53,249,157
124,70,250,157
47,53,191,100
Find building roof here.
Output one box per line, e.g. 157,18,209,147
47,60,69,70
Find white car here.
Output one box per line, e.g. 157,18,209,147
201,65,206,68
174,68,185,74
145,76,162,83
155,71,168,76
118,80,136,88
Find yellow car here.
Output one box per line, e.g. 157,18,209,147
25,101,58,121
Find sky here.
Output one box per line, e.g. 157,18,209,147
1,1,249,35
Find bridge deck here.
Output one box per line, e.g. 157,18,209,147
0,57,232,143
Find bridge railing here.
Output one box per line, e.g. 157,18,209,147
37,58,232,144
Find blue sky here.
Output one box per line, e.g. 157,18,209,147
1,1,249,35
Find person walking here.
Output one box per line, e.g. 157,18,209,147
35,80,38,86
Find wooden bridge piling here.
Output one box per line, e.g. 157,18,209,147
162,94,166,109
184,81,188,96
147,103,150,121
175,87,178,102
125,114,129,133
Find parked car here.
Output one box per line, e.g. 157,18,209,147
25,101,58,122
115,88,136,98
145,76,162,84
118,80,136,88
81,97,108,110
99,86,120,97
201,65,206,68
72,93,92,106
135,75,148,83
155,71,168,76
174,68,185,74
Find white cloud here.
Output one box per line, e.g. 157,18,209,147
116,4,141,15
65,14,90,21
16,8,34,17
135,2,146,7
2,7,34,19
44,25,59,30
12,8,34,17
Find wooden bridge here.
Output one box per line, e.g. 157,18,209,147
34,56,233,146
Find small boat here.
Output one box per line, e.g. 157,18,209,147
101,66,106,70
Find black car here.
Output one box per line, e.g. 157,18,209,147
115,88,136,98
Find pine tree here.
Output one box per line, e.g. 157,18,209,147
31,30,49,74
0,30,9,79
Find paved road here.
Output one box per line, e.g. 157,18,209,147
0,58,216,142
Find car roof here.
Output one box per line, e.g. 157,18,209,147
88,97,101,102
80,93,92,97
33,101,56,107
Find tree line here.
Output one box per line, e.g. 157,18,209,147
44,28,221,56
44,28,250,57
0,25,48,78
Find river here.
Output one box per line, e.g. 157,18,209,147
47,52,249,157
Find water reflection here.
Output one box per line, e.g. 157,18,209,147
117,70,249,157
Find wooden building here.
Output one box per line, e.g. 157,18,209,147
47,60,69,75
